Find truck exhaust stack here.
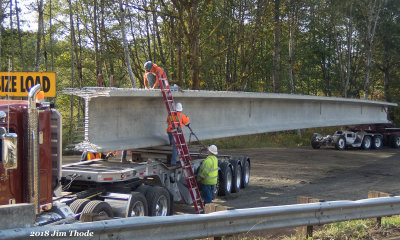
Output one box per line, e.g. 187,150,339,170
27,84,41,214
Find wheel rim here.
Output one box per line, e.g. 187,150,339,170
214,179,219,196
338,139,345,149
396,137,400,146
130,202,145,217
374,137,382,148
244,164,250,184
154,195,168,216
226,169,232,192
235,167,242,188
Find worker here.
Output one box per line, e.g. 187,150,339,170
36,90,45,103
197,145,219,205
81,152,114,161
166,102,190,166
143,61,167,89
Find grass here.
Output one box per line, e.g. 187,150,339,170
308,216,400,240
222,216,400,240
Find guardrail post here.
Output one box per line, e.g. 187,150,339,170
204,203,229,240
368,191,394,227
296,196,324,239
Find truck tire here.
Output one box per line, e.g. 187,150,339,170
136,184,151,195
126,192,148,217
241,158,250,189
145,186,171,216
335,136,346,150
311,134,321,149
80,200,114,222
69,199,90,214
362,136,372,150
391,135,400,148
218,162,233,196
372,135,383,150
229,160,242,193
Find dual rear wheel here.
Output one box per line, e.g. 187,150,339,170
215,158,250,197
69,185,171,222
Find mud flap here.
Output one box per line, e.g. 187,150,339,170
166,182,182,202
177,179,193,205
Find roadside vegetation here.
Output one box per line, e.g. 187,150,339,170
227,214,400,240
201,127,338,149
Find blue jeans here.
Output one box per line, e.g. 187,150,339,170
200,184,215,205
168,132,178,165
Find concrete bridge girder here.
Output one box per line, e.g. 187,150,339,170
63,88,396,152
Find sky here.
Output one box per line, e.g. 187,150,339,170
2,0,38,32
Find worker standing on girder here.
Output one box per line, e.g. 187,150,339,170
167,102,190,166
143,61,166,89
197,145,219,205
81,152,114,161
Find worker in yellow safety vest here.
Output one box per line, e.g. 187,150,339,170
197,145,219,205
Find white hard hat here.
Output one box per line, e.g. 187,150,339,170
176,102,183,112
208,145,218,155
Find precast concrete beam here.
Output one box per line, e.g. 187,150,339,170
63,87,397,152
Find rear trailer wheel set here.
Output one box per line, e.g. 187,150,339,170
311,126,400,151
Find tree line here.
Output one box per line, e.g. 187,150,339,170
0,0,399,145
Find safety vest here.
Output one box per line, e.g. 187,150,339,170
87,153,102,160
167,112,189,132
144,64,166,89
198,155,219,185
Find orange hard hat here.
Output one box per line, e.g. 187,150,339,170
36,91,45,100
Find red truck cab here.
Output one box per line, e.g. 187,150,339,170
0,97,62,213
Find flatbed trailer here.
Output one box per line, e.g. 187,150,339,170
57,146,250,221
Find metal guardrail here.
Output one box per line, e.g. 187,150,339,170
1,196,400,240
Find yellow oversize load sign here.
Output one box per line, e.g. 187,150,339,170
0,72,56,97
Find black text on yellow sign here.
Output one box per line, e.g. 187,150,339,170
0,72,56,97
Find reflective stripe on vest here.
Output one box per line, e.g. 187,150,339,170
87,153,101,160
168,112,183,129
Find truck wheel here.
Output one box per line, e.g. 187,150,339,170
362,136,372,150
69,199,90,214
372,135,383,150
311,134,321,149
80,200,114,222
136,184,151,195
391,135,400,148
145,186,171,216
218,162,233,196
311,141,321,149
229,160,242,193
213,180,219,199
126,192,148,217
335,136,346,150
241,159,250,189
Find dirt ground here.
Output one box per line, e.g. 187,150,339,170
64,146,400,238
174,146,400,211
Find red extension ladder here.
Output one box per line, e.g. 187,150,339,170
159,77,204,214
